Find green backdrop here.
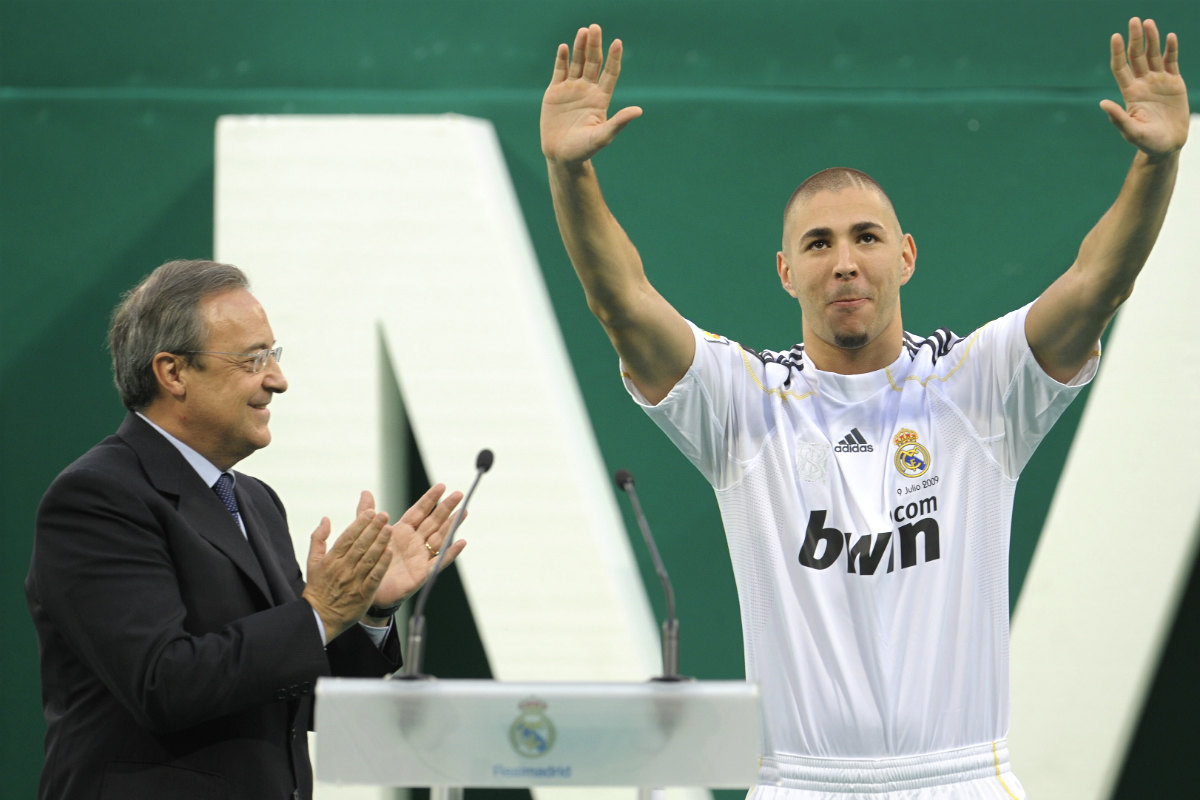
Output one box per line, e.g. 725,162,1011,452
3,1,1197,797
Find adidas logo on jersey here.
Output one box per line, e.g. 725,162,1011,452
834,428,874,453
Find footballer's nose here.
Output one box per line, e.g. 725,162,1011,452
833,244,859,280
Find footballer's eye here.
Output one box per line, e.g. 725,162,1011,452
859,232,878,244
807,239,829,250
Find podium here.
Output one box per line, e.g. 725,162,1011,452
315,678,761,791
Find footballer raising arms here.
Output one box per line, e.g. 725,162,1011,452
540,16,1188,800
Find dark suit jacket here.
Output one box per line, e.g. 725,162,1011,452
26,413,401,800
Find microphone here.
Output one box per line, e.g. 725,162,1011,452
392,448,494,680
614,469,689,681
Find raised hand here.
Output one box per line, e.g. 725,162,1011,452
302,507,393,640
541,24,643,166
1100,17,1189,159
369,484,466,611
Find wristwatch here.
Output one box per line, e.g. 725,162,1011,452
366,600,404,618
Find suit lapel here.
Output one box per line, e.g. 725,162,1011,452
237,487,297,604
117,414,274,606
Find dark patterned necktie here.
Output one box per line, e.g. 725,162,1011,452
213,472,243,529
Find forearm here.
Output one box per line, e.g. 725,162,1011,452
1027,148,1181,380
1074,148,1180,307
87,595,327,732
547,157,654,327
546,157,695,402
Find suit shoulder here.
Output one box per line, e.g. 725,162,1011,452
44,434,142,495
37,450,165,544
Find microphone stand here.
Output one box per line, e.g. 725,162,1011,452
615,469,690,682
392,448,493,680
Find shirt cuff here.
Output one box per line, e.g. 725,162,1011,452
311,607,328,647
358,617,393,649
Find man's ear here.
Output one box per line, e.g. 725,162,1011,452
151,352,188,400
899,233,917,286
777,251,799,298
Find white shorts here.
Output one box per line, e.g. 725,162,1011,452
749,741,1025,800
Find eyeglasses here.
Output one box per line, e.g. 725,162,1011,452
180,346,283,374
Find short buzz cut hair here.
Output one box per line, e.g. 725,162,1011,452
108,259,249,411
782,167,897,237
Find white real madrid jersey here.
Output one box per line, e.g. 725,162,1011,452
624,303,1097,760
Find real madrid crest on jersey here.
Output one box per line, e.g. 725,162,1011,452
893,428,930,478
509,697,556,758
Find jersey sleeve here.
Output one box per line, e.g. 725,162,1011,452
934,301,1099,477
621,320,779,490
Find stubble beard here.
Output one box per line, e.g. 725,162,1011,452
833,332,870,350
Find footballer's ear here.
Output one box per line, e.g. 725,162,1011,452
777,251,799,298
899,233,917,286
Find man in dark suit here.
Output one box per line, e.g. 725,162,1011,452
26,259,466,800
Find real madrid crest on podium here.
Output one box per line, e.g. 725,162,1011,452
509,697,556,758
